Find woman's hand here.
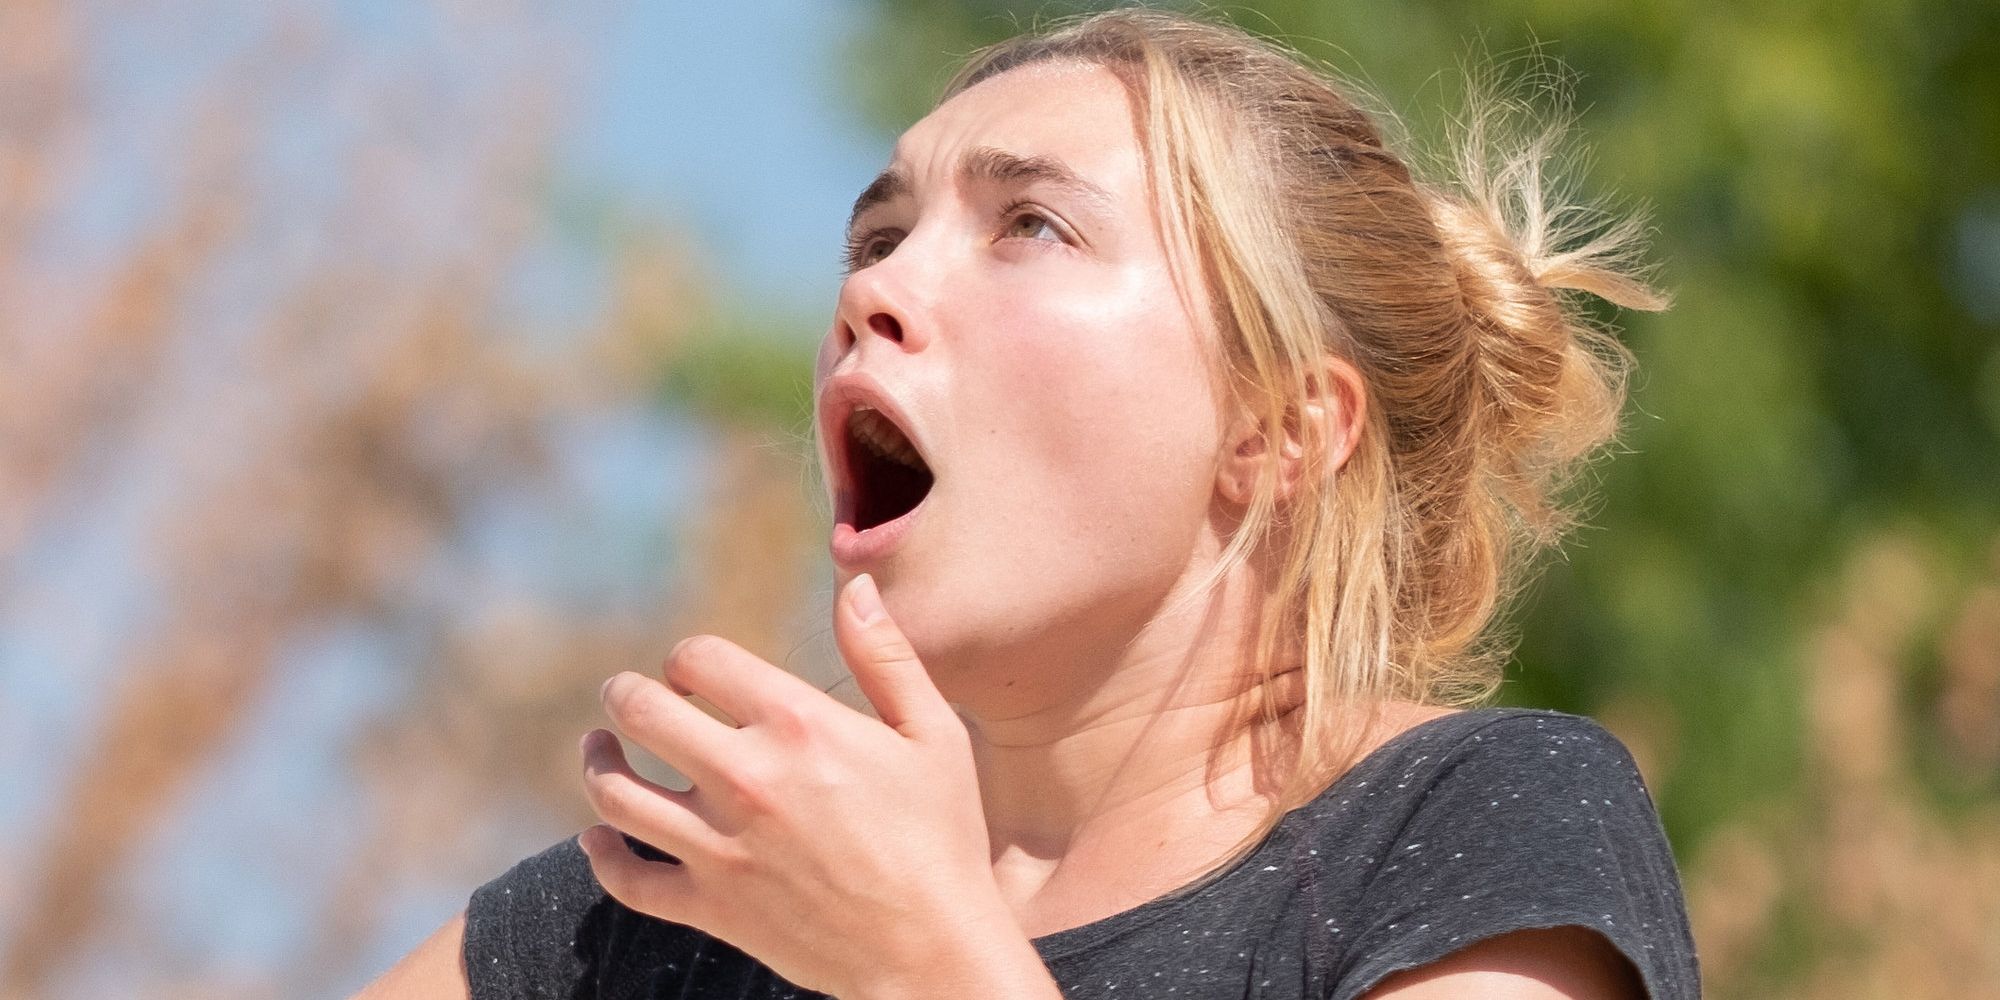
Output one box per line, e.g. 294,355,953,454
577,573,1032,999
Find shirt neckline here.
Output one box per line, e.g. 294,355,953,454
1023,706,1522,961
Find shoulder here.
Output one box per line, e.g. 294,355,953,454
1303,707,1702,1000
1434,707,1652,797
1405,705,1644,768
1322,705,1677,891
1412,708,1668,853
1321,706,1654,816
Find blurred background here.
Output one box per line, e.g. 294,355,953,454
0,1,1993,997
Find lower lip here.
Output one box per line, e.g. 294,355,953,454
830,494,929,567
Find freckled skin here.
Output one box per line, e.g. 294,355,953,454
361,49,1665,1000
806,68,1658,1000
815,62,1228,714
813,61,1394,940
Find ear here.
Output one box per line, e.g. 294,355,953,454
1216,355,1368,507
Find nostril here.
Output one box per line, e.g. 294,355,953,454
868,312,903,344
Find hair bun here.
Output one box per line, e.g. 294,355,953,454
939,11,1675,816
1423,109,1668,551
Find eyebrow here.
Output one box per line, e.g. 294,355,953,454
844,146,1115,236
846,169,910,235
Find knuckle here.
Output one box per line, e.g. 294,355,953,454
875,638,918,666
721,760,780,814
663,635,730,695
762,700,814,741
587,771,647,827
707,839,756,879
666,634,727,673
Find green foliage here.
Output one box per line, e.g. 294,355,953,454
661,318,818,432
840,0,1119,132
837,1,2000,986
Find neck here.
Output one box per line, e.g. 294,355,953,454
946,554,1298,871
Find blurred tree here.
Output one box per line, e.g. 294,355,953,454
839,2,2000,997
0,2,831,997
5,0,1991,996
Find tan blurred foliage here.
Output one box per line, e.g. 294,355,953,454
0,2,828,996
9,3,1994,999
1684,531,2000,999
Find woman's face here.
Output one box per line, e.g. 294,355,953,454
815,61,1229,679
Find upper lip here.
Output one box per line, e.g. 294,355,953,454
817,371,934,493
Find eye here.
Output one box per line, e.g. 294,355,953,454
1002,209,1063,243
842,229,902,272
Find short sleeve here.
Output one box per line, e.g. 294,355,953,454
464,833,621,1000
1324,712,1702,1000
465,833,815,1000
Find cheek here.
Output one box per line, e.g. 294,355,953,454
814,324,842,377
959,279,1220,534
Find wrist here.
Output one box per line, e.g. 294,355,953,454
847,905,1061,1000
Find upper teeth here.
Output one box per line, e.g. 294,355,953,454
851,406,926,469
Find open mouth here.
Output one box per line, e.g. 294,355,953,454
844,404,935,531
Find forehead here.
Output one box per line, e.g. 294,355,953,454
895,61,1143,194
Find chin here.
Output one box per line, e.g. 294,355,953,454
867,568,998,668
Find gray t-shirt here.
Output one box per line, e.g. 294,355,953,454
464,706,1701,999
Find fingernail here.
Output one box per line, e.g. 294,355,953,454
849,573,885,624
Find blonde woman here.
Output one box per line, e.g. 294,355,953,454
359,8,1699,999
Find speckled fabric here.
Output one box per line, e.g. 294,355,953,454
464,706,1700,999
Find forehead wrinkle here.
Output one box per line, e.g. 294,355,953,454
959,145,1115,215
845,139,1121,238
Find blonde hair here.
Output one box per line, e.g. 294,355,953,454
939,8,1667,875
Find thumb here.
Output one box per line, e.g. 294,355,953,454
833,573,949,738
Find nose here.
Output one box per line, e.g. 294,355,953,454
861,312,903,344
829,254,931,361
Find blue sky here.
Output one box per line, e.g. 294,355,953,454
573,0,891,319
1,2,896,995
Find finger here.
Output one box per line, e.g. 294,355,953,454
580,729,725,861
660,634,828,730
832,573,951,738
578,822,703,926
599,672,739,791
